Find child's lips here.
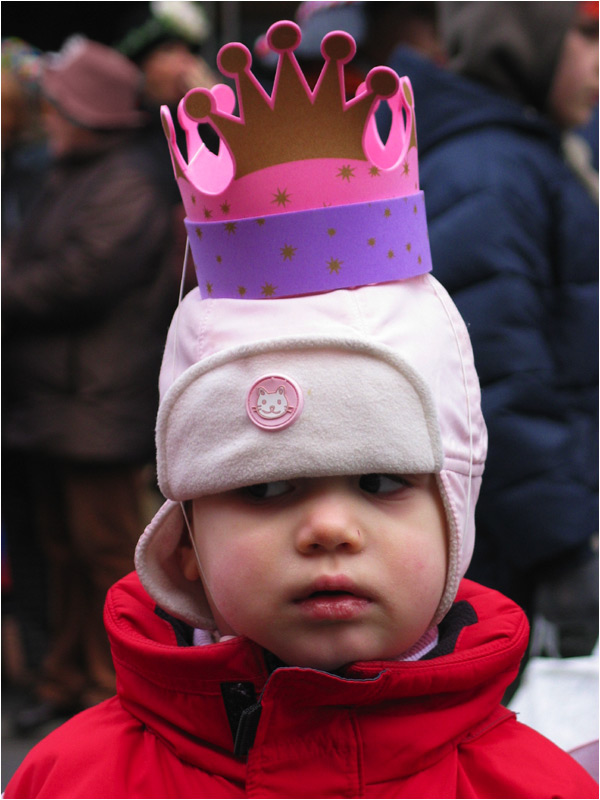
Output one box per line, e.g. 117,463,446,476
293,576,373,621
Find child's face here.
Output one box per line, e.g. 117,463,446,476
182,473,447,671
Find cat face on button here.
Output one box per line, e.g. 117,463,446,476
256,386,289,419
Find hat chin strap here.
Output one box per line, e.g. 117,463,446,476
180,501,211,591
180,502,241,639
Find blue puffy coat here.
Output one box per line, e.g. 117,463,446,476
387,48,598,607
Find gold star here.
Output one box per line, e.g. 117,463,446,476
238,286,247,297
216,255,222,263
369,165,381,177
367,237,376,247
280,244,297,261
262,283,277,297
191,194,197,204
405,243,412,252
387,250,395,259
195,227,202,240
173,157,185,180
413,204,418,214
384,208,391,218
224,222,237,235
327,258,343,274
256,218,266,226
206,282,213,295
418,255,422,265
402,161,410,176
220,201,231,213
272,188,291,207
327,228,336,237
203,207,213,219
336,165,356,182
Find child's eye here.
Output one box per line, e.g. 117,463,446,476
243,481,293,500
359,474,410,495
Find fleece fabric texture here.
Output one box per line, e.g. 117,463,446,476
4,574,598,799
156,275,484,500
142,275,487,627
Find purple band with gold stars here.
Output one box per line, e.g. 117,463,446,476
185,192,431,299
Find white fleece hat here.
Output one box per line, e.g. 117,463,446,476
136,277,487,629
134,20,487,632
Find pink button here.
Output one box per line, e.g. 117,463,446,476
246,375,304,430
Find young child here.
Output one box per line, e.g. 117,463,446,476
5,21,597,799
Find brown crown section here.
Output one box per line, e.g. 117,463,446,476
183,22,399,180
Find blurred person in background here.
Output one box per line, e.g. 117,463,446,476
115,0,219,289
2,36,179,732
1,38,50,241
364,1,446,67
116,0,216,111
1,37,51,700
387,1,598,678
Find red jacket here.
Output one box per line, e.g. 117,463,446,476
6,574,597,799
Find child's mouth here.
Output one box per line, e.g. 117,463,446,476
294,584,371,620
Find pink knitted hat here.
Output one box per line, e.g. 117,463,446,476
42,36,146,129
135,21,487,631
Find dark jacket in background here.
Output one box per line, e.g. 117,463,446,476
2,134,178,463
387,40,598,614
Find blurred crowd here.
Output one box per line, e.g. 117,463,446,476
1,0,216,734
2,0,597,749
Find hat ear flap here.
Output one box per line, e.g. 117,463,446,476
135,500,217,630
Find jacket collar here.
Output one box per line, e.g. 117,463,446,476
106,573,528,781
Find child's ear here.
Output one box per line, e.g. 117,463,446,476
177,529,201,582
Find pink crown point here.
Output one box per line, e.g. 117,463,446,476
363,78,417,170
161,20,422,223
179,83,236,161
182,22,398,178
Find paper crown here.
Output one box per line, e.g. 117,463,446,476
161,20,432,300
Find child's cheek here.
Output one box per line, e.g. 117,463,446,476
204,542,266,603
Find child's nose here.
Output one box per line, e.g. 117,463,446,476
295,495,364,555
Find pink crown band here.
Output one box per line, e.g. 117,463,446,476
186,192,432,299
